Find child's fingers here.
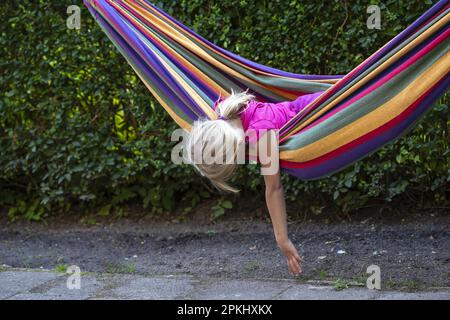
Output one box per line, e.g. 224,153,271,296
293,258,302,274
294,259,302,274
287,259,295,275
287,259,293,274
288,258,300,276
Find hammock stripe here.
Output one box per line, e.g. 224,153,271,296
84,0,450,180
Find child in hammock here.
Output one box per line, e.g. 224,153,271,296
183,89,323,277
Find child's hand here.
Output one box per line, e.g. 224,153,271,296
277,239,303,276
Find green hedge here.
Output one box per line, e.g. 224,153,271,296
1,0,448,220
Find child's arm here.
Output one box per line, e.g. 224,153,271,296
252,130,303,276
263,171,303,276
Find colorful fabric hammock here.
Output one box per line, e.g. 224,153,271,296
84,0,450,180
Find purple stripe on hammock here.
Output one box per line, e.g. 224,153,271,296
280,0,448,135
115,0,220,105
86,0,203,121
282,73,450,180
301,22,450,131
331,0,448,92
279,16,449,137
98,0,206,119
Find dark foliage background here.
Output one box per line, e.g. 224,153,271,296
1,0,448,220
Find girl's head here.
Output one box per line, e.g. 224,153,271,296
184,89,255,193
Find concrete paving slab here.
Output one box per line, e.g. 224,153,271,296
0,270,62,299
9,274,105,300
1,269,449,300
191,279,296,300
106,275,198,299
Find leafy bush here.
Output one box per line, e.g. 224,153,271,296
0,0,448,220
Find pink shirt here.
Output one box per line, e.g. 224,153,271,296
239,91,323,143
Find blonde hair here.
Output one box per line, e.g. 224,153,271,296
184,89,255,193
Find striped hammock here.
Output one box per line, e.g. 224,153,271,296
84,0,450,180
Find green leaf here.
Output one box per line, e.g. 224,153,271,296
221,200,233,209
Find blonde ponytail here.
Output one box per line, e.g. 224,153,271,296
215,89,255,120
